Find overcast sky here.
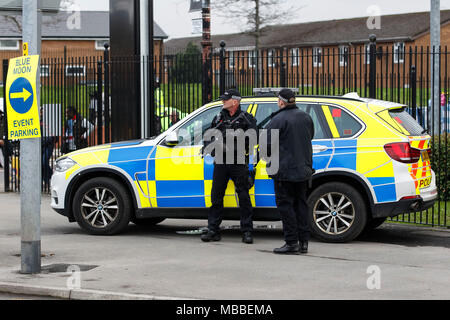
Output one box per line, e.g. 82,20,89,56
72,0,450,39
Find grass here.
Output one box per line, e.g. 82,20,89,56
388,201,450,228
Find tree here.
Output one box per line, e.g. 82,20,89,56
213,0,302,52
169,42,202,83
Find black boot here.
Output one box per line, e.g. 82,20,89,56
201,230,221,242
242,231,253,244
273,243,300,254
300,241,308,254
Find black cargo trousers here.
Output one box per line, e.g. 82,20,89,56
273,180,310,244
208,163,253,233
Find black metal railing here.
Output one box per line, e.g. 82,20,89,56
1,38,449,229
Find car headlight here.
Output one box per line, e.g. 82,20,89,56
55,157,77,172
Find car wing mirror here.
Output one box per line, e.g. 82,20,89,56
165,131,179,146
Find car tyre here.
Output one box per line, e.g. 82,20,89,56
307,182,368,243
72,177,131,235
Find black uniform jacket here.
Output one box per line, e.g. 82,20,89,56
203,106,257,164
265,104,315,182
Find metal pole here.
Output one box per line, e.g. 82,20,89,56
431,0,441,133
2,59,10,193
104,44,110,143
411,65,417,119
202,0,212,105
219,41,226,95
21,0,42,274
369,34,377,99
148,0,155,137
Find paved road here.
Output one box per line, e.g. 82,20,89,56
0,191,449,299
0,293,59,300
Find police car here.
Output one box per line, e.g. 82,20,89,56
51,93,437,242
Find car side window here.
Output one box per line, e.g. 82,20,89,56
175,107,221,146
255,102,328,139
322,105,362,138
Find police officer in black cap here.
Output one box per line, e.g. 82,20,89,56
265,88,314,254
201,89,257,244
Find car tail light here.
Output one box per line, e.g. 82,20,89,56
384,142,421,163
400,195,421,200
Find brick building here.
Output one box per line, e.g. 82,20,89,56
164,10,450,88
0,10,168,77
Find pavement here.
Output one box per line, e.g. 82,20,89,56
0,171,450,300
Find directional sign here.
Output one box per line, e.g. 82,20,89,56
6,55,41,140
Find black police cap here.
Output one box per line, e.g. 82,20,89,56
219,89,242,101
278,88,296,104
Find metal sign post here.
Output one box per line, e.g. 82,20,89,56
430,0,441,133
20,0,42,274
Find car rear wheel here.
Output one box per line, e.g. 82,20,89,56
307,182,368,242
73,177,131,235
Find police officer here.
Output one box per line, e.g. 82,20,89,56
201,89,257,244
265,89,314,254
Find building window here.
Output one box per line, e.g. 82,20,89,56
267,49,275,68
248,50,257,68
228,52,235,69
95,40,109,50
313,47,322,67
290,48,299,67
339,45,349,67
66,65,86,77
0,39,19,50
394,42,405,64
40,65,50,77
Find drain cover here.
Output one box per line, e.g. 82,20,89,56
41,264,98,273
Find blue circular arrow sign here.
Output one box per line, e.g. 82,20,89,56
9,77,34,114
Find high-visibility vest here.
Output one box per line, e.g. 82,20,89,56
155,88,164,108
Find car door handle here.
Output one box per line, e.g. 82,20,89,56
313,145,329,154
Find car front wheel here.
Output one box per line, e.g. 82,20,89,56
72,177,132,235
307,182,368,243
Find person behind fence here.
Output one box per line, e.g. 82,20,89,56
88,91,99,124
264,88,314,254
62,106,94,154
40,107,55,188
201,89,258,244
169,110,180,127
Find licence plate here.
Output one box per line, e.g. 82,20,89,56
418,177,432,189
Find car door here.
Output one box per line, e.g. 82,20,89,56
148,103,252,208
253,102,333,207
148,106,221,208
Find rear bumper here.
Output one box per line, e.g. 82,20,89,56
372,197,437,218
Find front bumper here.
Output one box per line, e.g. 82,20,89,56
50,170,70,218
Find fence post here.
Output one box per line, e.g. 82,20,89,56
201,0,212,105
97,60,103,145
279,49,286,88
219,40,226,95
369,34,377,98
104,44,110,143
2,59,10,192
410,65,417,119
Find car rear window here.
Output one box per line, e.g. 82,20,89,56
378,108,425,136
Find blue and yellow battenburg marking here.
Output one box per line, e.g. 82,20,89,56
63,99,433,209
